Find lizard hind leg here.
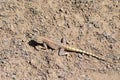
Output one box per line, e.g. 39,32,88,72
58,48,69,56
58,37,69,56
61,37,68,45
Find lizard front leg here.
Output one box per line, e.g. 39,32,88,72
43,42,48,50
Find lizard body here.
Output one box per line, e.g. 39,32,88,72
34,36,111,63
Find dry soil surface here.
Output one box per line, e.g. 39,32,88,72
0,0,120,80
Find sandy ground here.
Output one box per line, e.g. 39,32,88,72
0,0,120,80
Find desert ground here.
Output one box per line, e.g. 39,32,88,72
0,0,120,80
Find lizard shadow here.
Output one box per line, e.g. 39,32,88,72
28,40,43,50
28,40,53,50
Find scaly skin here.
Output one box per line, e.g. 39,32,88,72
34,36,112,63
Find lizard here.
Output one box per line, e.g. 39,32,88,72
33,36,112,63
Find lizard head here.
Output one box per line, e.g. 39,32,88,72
34,35,44,44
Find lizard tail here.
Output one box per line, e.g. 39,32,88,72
64,45,113,64
65,45,106,61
